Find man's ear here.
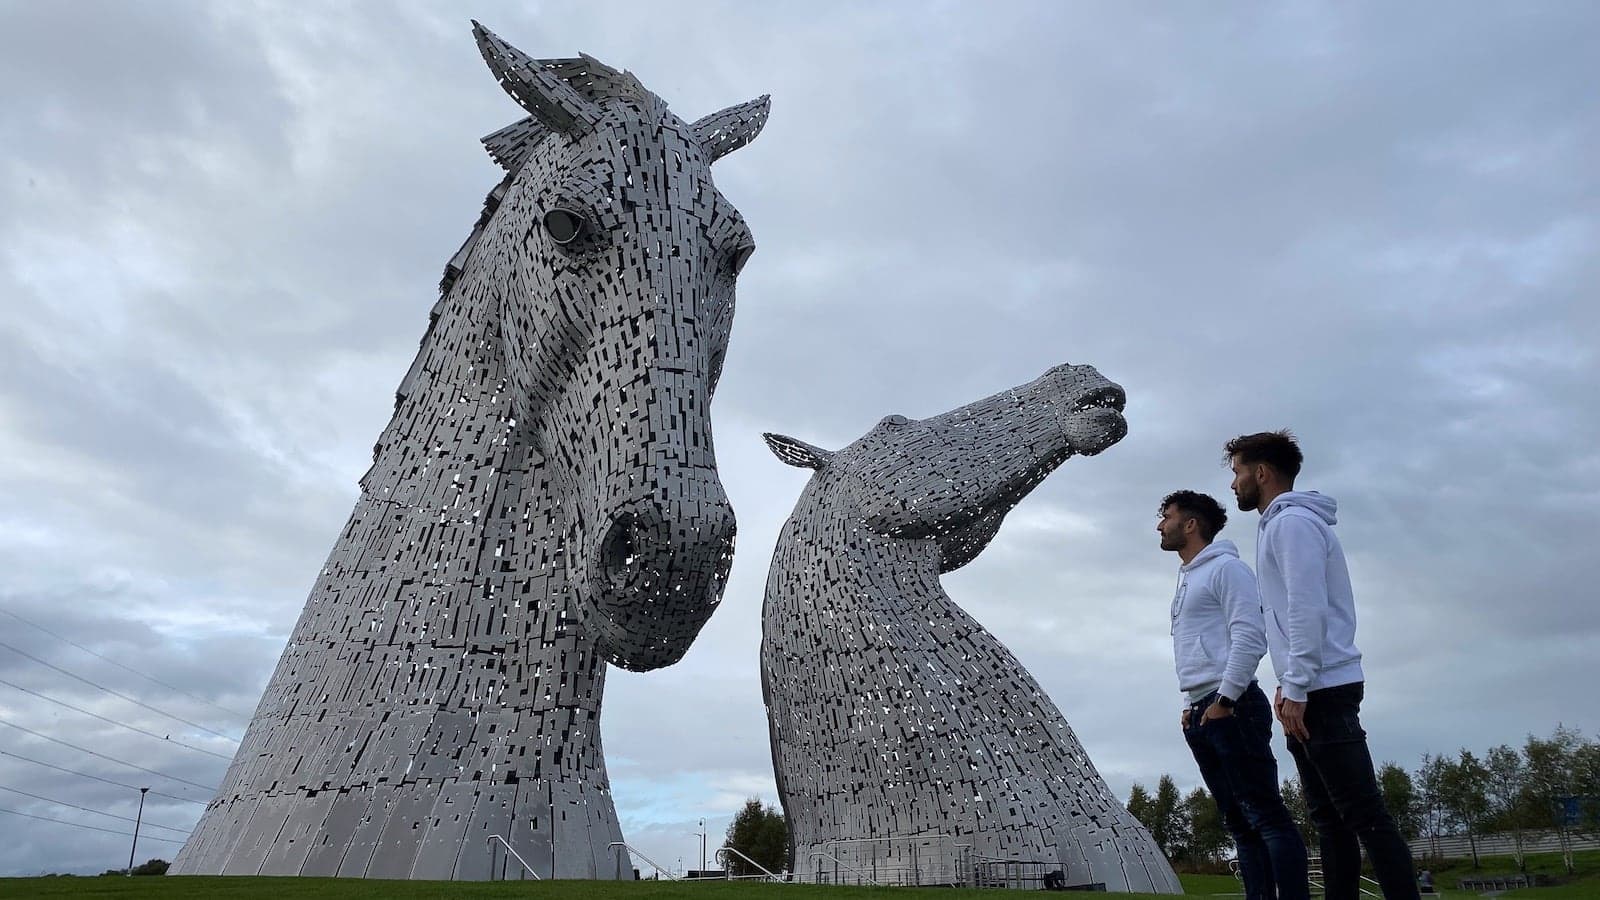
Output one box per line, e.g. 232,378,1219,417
762,433,834,470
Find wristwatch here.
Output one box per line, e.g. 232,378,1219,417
1216,694,1236,710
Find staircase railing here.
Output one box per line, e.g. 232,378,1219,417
485,834,542,880
609,840,679,880
1307,855,1380,898
715,845,784,881
808,849,883,886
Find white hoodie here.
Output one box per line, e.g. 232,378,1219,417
1256,491,1364,702
1171,539,1267,704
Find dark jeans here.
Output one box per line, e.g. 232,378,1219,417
1286,682,1418,900
1185,682,1309,900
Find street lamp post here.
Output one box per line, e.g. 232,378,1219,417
699,818,707,875
127,787,148,875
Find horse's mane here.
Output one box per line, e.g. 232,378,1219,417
443,54,667,297
393,54,663,419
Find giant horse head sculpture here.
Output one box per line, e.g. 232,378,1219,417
469,24,768,668
171,28,769,880
764,363,1127,566
757,366,1179,892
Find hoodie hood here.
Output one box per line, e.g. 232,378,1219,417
1181,538,1240,572
1262,490,1338,526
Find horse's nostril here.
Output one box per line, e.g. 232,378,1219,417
599,514,641,575
591,503,735,599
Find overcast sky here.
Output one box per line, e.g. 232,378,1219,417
1,0,1596,879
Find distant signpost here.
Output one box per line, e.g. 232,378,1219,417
1558,796,1582,828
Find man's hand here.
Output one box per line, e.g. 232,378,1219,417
1201,701,1234,724
1279,697,1310,742
1274,686,1283,723
1181,708,1191,729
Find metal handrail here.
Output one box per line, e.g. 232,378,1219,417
808,849,883,886
1307,855,1379,899
715,845,783,881
609,840,679,880
486,834,542,880
971,856,1052,890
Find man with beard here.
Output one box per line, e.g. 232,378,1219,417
1226,430,1418,900
1159,489,1308,900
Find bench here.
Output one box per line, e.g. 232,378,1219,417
1458,873,1543,891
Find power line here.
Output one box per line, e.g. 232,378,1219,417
0,783,191,835
0,639,241,743
0,716,219,794
0,604,253,721
0,805,186,845
0,676,234,760
0,749,205,805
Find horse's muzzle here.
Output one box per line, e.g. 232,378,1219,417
581,490,736,671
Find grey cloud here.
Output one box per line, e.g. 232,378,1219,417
0,2,292,192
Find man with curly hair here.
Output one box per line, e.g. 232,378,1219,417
1159,489,1307,900
1226,430,1418,900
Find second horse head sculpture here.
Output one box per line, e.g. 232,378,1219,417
761,364,1180,892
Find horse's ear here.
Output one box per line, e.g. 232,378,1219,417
472,22,602,135
481,116,550,171
763,432,832,470
690,95,771,163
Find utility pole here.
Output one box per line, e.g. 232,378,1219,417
127,787,149,875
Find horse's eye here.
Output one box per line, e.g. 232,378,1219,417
543,209,586,245
730,244,755,275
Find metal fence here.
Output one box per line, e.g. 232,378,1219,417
802,834,971,886
788,835,1069,889
1408,828,1600,860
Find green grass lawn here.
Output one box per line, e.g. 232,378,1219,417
1174,873,1240,894
6,856,1596,899
0,873,1241,899
1420,847,1600,898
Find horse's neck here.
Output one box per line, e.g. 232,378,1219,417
346,285,601,701
773,489,945,610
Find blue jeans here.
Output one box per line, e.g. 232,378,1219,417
1185,682,1309,900
1286,682,1418,900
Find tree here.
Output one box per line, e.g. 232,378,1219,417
1522,726,1584,874
1127,782,1155,830
1439,750,1491,868
1484,744,1529,870
1281,777,1317,851
1148,775,1190,861
1184,786,1229,868
1128,776,1188,860
723,798,789,876
130,859,169,876
1573,738,1600,837
1378,761,1420,842
1415,753,1453,865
